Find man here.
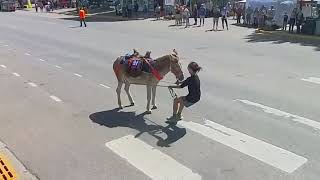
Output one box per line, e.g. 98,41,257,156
212,7,220,31
221,7,228,30
296,9,304,34
282,12,288,30
183,6,190,28
193,4,198,25
253,7,259,28
79,8,87,27
246,6,253,25
289,8,297,32
198,4,206,26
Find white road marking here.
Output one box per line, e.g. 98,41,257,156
28,82,37,87
55,65,62,69
301,77,320,85
39,59,46,62
106,135,202,180
50,95,62,102
0,65,7,68
74,73,82,77
25,53,31,56
179,120,307,173
3,45,9,47
99,83,111,89
12,72,21,77
236,99,320,131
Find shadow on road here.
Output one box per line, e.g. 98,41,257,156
89,108,186,147
245,31,320,51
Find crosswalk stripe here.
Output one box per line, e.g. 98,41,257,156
179,120,307,173
106,135,202,180
301,77,320,85
236,99,320,131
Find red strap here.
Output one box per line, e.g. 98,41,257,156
144,59,163,80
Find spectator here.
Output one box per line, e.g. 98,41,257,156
143,3,148,18
128,3,133,18
296,9,304,34
282,12,288,30
155,5,161,20
198,4,206,26
35,2,39,12
193,4,198,25
236,7,241,24
134,2,139,16
246,6,253,25
183,6,190,28
261,5,267,26
221,7,228,30
289,8,297,32
175,4,181,25
212,7,220,31
253,8,259,27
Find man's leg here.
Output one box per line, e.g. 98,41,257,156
84,19,87,27
222,18,225,29
172,97,180,115
80,19,82,27
226,19,228,30
177,99,184,116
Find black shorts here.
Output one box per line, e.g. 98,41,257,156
183,97,195,108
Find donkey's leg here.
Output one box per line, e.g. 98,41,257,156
151,85,157,109
116,81,123,108
146,85,152,113
124,83,134,106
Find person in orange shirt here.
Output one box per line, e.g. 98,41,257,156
79,8,87,27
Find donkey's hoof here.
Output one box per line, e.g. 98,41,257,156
152,105,158,110
118,105,123,109
130,102,135,106
145,110,152,114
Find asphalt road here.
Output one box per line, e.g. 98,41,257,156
0,10,320,180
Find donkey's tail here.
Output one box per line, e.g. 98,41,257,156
113,57,122,81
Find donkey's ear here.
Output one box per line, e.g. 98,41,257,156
172,49,178,56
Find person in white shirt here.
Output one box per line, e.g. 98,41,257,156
183,6,190,28
221,7,228,30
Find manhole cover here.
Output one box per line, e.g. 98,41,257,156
0,156,17,180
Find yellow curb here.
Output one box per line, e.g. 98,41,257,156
0,152,18,180
0,147,37,180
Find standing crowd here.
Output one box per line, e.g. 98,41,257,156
174,4,229,31
234,5,305,34
35,0,57,12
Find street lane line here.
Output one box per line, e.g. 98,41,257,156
12,73,21,77
74,73,82,77
99,83,111,89
28,82,37,87
236,99,320,131
0,65,7,68
39,59,46,62
301,77,320,85
50,95,62,102
3,45,9,47
106,135,202,180
179,120,307,173
55,65,62,69
25,53,31,56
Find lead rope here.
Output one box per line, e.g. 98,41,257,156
168,87,177,99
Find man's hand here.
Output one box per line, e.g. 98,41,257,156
168,85,180,89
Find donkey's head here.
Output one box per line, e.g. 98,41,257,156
169,49,184,81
